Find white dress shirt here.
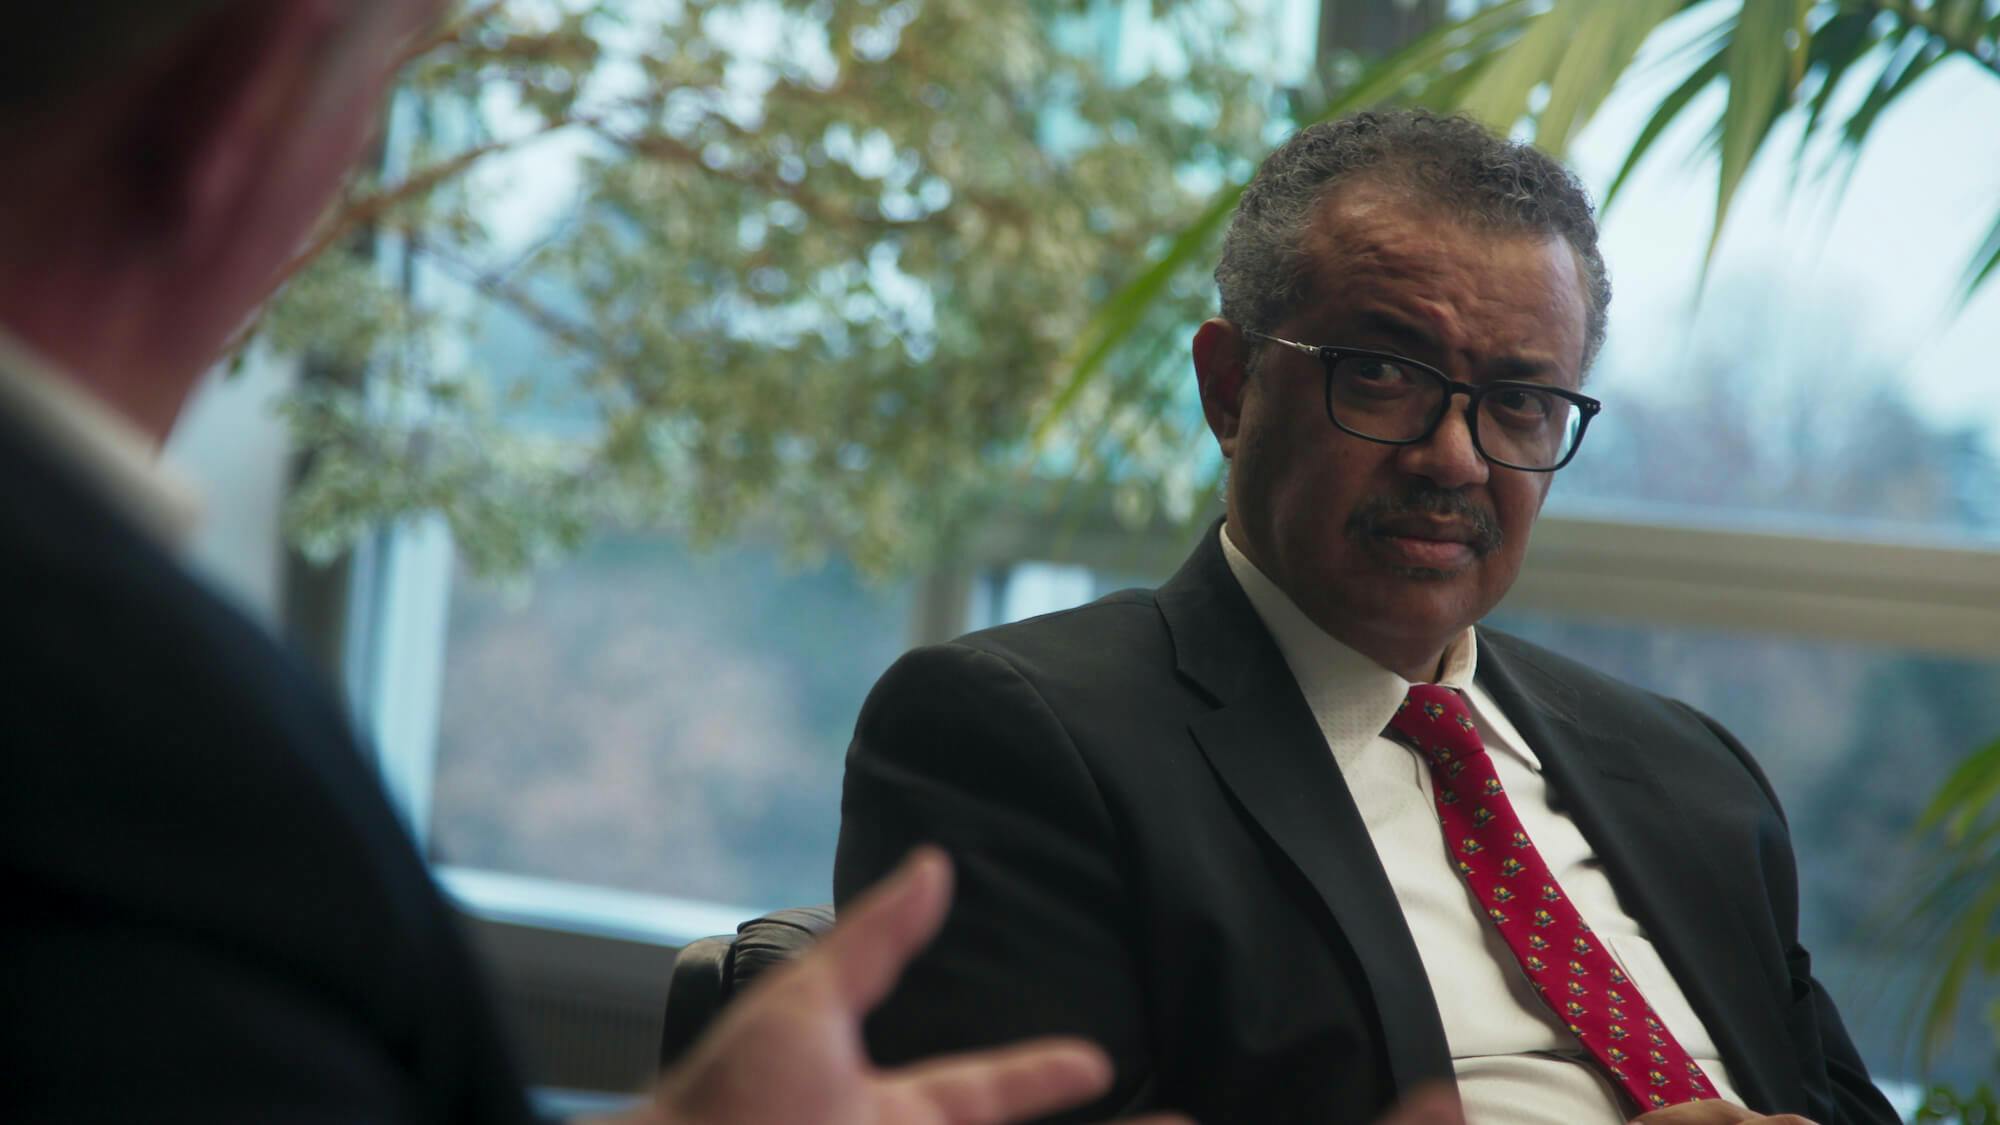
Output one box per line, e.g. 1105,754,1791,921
0,329,199,548
1219,525,1742,1123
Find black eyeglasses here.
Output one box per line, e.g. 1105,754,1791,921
1244,330,1602,472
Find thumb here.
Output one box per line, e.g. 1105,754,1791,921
810,846,954,1013
1380,1084,1465,1125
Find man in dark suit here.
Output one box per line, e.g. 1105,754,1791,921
0,3,1264,1123
837,111,1900,1125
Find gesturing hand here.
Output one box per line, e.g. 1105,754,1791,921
1375,1086,1466,1125
1628,1099,1819,1125
631,847,1190,1125
601,846,1471,1125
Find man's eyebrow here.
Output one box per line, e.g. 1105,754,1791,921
1355,311,1433,352
1488,356,1559,381
1353,311,1565,381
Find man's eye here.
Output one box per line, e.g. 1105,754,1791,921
1490,389,1552,418
1350,360,1410,384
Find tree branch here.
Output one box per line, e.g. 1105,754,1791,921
587,119,914,233
402,0,512,65
418,241,609,360
289,116,576,281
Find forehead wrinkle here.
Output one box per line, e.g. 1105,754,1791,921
1304,230,1463,341
1302,198,1586,380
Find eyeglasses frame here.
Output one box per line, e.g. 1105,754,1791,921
1242,329,1603,473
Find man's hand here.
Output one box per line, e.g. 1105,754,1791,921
1377,1086,1465,1125
597,847,1470,1125
627,847,1189,1125
1628,1100,1819,1125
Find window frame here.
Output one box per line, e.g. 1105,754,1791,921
359,500,2000,939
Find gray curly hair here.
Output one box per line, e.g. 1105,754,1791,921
1215,108,1611,372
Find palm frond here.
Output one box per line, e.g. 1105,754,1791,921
1045,0,2000,431
1040,0,1543,441
1603,38,1728,207
1315,0,1543,114
1532,0,1687,155
1842,34,1949,151
1454,0,1603,134
1709,0,1811,264
1790,5,1881,177
1961,203,2000,300
1905,735,2000,1066
1917,735,2000,837
1035,189,1239,441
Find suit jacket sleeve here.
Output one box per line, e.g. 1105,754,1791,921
835,642,1154,1120
1684,704,1901,1125
2,548,533,1124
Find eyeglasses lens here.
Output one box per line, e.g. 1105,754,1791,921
1326,354,1579,470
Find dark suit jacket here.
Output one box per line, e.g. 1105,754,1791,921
0,404,534,1122
836,525,1898,1125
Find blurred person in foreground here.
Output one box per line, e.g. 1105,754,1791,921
836,110,1900,1125
0,4,1470,1124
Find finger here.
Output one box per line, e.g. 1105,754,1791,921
881,1035,1114,1125
811,845,954,1013
1626,1100,1759,1124
1381,1084,1465,1125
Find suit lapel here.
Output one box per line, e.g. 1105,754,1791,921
1160,526,1455,1091
1475,633,1805,1111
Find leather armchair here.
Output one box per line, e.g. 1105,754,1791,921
658,905,836,1067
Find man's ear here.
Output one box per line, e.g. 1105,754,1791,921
130,0,339,247
1192,317,1250,460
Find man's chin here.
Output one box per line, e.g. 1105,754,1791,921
1381,563,1458,582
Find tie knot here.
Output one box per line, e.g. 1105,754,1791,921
1388,683,1482,765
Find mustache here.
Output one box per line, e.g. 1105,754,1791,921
1345,484,1505,557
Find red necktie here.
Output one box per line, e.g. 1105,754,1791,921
1387,683,1714,1113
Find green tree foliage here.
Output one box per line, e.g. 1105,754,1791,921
1908,734,2000,1078
262,0,1275,576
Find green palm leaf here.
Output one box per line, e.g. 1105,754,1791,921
1034,188,1240,439
1039,0,1541,441
1917,735,2000,838
1962,204,2000,298
1903,734,2000,1066
1842,33,1947,150
1453,0,1685,153
1791,5,1880,174
1046,0,2000,443
1710,0,1810,263
1603,39,1729,207
1535,0,1687,154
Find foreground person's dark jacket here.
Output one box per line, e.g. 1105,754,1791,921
0,403,534,1123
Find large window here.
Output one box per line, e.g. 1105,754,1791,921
1548,9,2000,547
431,533,914,923
281,0,2000,1102
1483,612,2000,1085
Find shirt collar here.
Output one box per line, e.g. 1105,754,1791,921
1218,521,1479,760
0,328,202,549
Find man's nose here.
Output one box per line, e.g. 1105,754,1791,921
1394,397,1489,490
